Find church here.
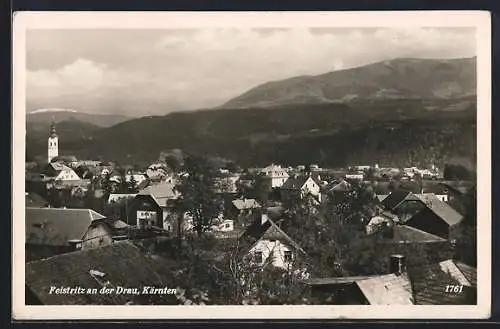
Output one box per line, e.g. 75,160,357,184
47,122,59,163
43,123,80,182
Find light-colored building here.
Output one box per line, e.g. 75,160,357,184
47,123,59,163
261,164,289,188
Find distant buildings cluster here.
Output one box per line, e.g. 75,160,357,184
24,123,476,305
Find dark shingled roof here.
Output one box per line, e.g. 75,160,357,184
26,207,105,246
382,191,412,210
410,262,476,305
439,259,477,287
456,262,477,287
390,225,447,244
414,194,463,226
281,176,310,190
25,241,179,305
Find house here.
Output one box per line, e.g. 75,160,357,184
146,163,169,181
43,162,81,181
227,198,261,226
109,173,147,187
381,191,430,222
345,173,364,181
280,175,322,203
260,164,289,188
25,207,106,261
211,219,235,232
405,194,464,240
365,211,399,235
238,214,306,270
126,194,164,230
108,193,138,204
50,155,78,165
25,241,180,305
307,255,413,305
215,174,241,194
421,183,450,202
306,255,475,305
137,181,180,230
81,218,131,250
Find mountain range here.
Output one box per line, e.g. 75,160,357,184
25,57,477,169
27,109,131,128
220,57,476,109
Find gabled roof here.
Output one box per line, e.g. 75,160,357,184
87,218,131,237
382,191,412,210
51,155,78,163
25,241,179,305
48,162,72,172
414,194,463,226
138,181,179,207
26,207,106,246
325,180,351,193
232,198,261,210
439,259,477,287
376,194,389,202
281,176,318,190
239,218,306,256
356,273,414,305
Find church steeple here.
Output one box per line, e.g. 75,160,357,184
49,121,58,138
48,121,59,163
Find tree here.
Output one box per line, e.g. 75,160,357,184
175,155,223,237
115,167,129,193
444,164,472,181
454,185,477,266
165,155,182,173
248,174,272,204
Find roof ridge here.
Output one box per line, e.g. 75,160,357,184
26,207,91,211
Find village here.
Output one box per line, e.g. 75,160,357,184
24,123,477,305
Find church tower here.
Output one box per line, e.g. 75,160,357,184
48,122,59,163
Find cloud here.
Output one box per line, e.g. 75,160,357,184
26,27,476,116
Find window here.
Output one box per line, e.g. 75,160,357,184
225,223,230,228
284,250,293,262
254,251,263,264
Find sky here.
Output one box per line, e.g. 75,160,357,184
26,27,476,116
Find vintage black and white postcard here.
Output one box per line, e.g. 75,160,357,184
12,11,491,319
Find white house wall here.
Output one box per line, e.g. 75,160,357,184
250,239,293,269
55,168,81,181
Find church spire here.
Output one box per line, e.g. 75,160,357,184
49,121,57,137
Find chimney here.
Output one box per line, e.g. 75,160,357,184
68,239,83,251
389,254,406,275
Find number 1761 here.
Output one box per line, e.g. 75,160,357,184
445,285,464,293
